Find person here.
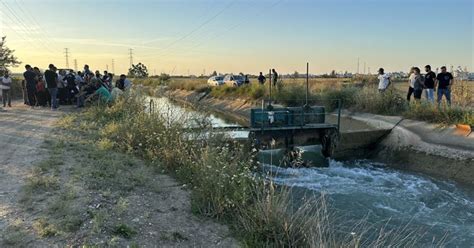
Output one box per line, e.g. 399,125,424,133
1,71,12,107
57,69,68,105
377,68,391,92
436,66,454,106
272,69,278,87
116,75,125,90
86,78,113,104
424,65,436,103
407,67,416,102
258,72,266,85
412,67,425,102
64,71,78,104
116,74,132,91
34,67,49,107
44,64,59,110
23,64,38,107
102,71,109,82
83,64,91,76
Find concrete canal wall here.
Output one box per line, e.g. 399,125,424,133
164,89,474,185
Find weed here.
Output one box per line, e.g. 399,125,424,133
112,224,136,239
33,218,59,237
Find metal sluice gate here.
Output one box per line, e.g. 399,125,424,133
248,100,341,158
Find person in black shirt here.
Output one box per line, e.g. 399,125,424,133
436,66,454,106
23,64,38,107
258,72,266,85
272,69,278,87
44,64,59,110
424,65,436,103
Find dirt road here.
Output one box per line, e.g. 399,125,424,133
0,102,69,245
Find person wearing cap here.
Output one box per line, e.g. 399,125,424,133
377,68,391,92
436,66,454,106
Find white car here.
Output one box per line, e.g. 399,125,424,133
207,76,224,86
223,75,245,87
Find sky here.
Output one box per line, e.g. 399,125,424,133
1,0,473,75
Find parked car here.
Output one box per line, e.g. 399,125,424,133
207,76,224,86
223,74,245,87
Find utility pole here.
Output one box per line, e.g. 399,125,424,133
128,49,134,69
357,57,360,74
64,48,70,68
305,62,309,106
73,59,78,72
112,59,115,73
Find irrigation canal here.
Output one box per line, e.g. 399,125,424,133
150,97,474,247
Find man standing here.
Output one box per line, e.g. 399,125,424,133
23,65,37,107
1,71,12,107
44,64,59,110
436,66,454,106
272,69,278,87
258,72,266,85
377,68,391,92
424,65,436,103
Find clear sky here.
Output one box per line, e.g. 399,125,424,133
1,0,473,75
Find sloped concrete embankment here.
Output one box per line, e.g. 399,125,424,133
348,113,474,185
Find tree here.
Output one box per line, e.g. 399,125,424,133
330,70,337,78
211,71,218,77
128,63,149,78
0,36,21,73
293,71,299,78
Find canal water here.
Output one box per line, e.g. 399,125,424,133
151,97,474,247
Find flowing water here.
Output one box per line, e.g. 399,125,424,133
152,97,474,247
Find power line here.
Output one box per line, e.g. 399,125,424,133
140,0,237,58
0,0,56,54
149,0,284,61
12,0,61,52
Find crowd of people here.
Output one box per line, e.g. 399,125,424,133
377,65,454,106
18,64,132,110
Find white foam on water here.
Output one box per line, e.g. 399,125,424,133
262,160,474,247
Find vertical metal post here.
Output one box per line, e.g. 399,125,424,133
337,99,342,131
268,69,272,109
306,62,309,106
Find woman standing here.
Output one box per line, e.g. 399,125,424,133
412,67,425,102
1,71,12,107
407,67,416,102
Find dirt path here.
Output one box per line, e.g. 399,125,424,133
0,102,67,239
0,102,238,247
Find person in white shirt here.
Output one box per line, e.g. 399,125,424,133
407,67,416,102
377,68,391,92
1,71,12,107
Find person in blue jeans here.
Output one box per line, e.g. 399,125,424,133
44,64,59,110
423,65,436,103
436,66,454,107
